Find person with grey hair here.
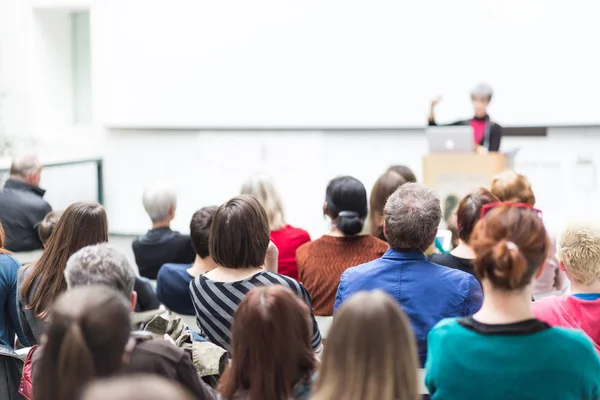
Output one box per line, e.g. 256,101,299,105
428,83,503,152
65,243,160,312
132,184,195,279
334,183,483,365
0,154,52,251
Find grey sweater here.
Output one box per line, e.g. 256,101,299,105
16,265,46,346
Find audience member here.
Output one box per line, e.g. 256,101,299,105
157,206,218,315
33,286,131,400
190,195,322,352
17,202,107,345
219,285,316,400
532,222,600,352
313,290,419,400
0,223,27,348
82,376,194,400
241,173,310,280
64,243,216,399
335,183,482,364
297,176,387,315
369,170,406,241
0,154,52,251
491,171,565,295
37,210,63,247
133,184,195,279
429,188,498,277
426,204,600,399
387,165,417,183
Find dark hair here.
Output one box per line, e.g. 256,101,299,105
34,286,131,400
456,188,499,243
369,171,406,241
82,376,193,400
190,206,218,259
471,206,548,290
220,285,315,400
21,202,108,319
210,195,270,269
38,210,64,246
387,165,417,183
325,176,368,236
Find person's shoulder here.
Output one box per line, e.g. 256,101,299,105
281,225,311,241
341,256,383,280
362,235,389,252
429,318,463,340
546,327,600,364
0,252,22,270
296,239,315,259
132,338,187,364
531,295,563,317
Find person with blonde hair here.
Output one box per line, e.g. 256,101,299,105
533,222,600,352
491,170,565,296
312,290,420,400
241,173,310,280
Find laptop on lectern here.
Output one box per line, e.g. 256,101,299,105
426,126,473,153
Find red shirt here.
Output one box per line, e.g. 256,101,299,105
471,118,487,145
270,225,311,280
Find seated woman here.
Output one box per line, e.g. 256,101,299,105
387,164,417,183
189,195,322,353
429,188,498,277
369,170,406,241
491,171,565,296
34,286,131,400
297,176,388,315
532,222,600,353
312,290,420,400
426,204,600,399
157,206,218,315
219,285,316,400
17,202,108,345
241,173,310,280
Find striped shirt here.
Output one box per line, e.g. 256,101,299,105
189,270,322,352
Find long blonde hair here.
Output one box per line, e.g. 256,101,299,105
312,290,419,400
240,173,286,231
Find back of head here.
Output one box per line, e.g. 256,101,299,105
142,183,177,223
313,290,419,400
65,243,135,300
82,375,193,400
220,285,315,400
369,171,407,239
21,202,108,318
35,286,131,400
190,206,219,258
210,195,270,269
471,205,548,290
38,210,64,246
557,222,600,285
383,183,442,252
10,153,41,182
387,165,417,183
325,176,368,236
490,171,536,205
456,188,499,243
241,173,286,231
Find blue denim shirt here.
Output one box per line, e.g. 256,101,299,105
335,249,483,365
0,254,27,347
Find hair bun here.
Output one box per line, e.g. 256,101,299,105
338,211,360,218
336,210,363,236
489,239,527,289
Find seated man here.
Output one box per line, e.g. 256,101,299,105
0,154,52,251
334,183,483,365
157,206,218,315
533,222,600,353
133,184,195,279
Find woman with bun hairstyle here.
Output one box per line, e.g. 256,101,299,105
425,204,600,400
297,176,388,316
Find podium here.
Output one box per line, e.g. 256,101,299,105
423,153,507,218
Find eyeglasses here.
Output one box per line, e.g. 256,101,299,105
480,202,542,219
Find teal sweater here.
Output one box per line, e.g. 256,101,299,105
426,318,600,400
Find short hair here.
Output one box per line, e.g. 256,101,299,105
190,206,218,259
470,83,493,101
38,210,64,246
10,154,42,179
241,173,286,231
82,376,193,400
325,176,368,236
210,195,270,269
142,184,177,223
383,183,442,252
456,188,499,243
490,171,535,205
386,165,417,183
557,222,600,285
65,244,135,300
